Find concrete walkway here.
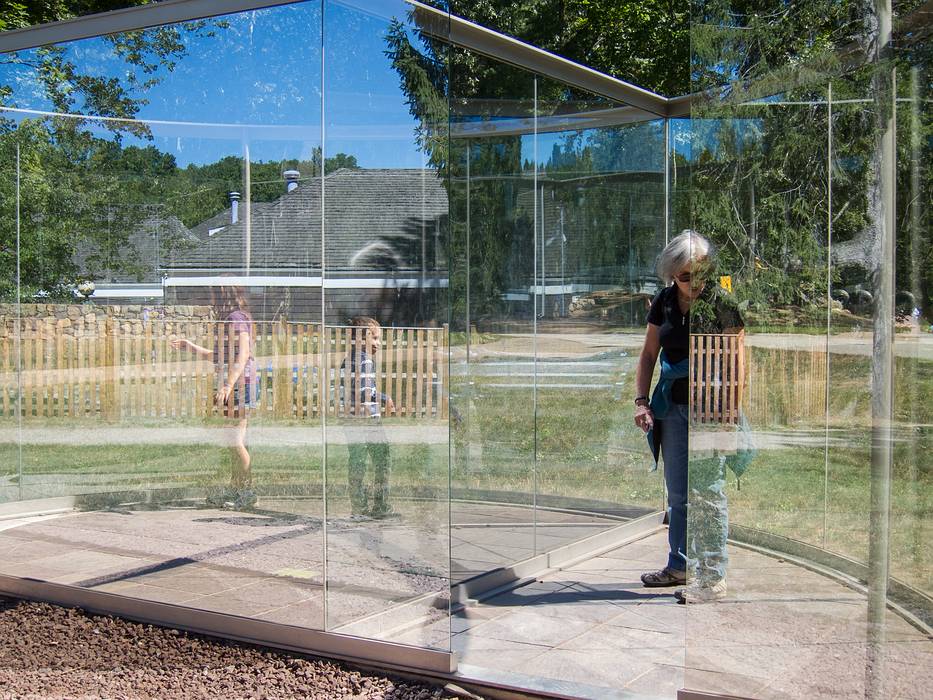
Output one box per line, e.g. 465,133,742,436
1,505,930,699
440,530,933,699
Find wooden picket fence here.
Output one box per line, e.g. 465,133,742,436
690,331,830,426
0,317,830,427
690,332,745,425
743,341,829,427
0,317,449,421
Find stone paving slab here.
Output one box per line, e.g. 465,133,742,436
3,504,930,698
0,499,619,650
450,529,933,699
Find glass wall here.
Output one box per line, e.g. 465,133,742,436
4,0,928,692
447,56,669,583
320,0,451,647
0,0,670,661
686,0,931,696
0,0,455,652
1,0,330,624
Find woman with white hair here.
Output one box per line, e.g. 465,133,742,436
634,230,743,603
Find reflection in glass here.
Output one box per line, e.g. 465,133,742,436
533,79,666,556
447,54,538,581
685,1,932,697
322,0,451,649
1,1,328,630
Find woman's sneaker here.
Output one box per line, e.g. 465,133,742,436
675,579,727,604
641,568,687,587
205,486,235,508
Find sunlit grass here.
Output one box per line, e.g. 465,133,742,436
1,346,930,595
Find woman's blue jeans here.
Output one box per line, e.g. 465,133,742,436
660,403,728,582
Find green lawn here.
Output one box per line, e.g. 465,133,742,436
1,344,930,597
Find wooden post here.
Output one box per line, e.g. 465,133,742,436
55,319,65,418
324,324,333,418
103,318,117,421
155,319,166,419
383,327,395,417
425,328,434,419
0,327,8,418
144,318,154,419
21,319,30,418
374,325,385,416
286,321,296,419
39,318,48,418
405,329,415,417
204,319,215,418
440,323,449,420
394,324,404,416
273,315,288,419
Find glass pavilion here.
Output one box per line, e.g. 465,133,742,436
0,1,928,697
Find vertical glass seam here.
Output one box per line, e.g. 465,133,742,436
823,81,833,551
243,142,252,276
664,118,671,246
445,16,453,650
320,0,328,632
15,141,23,500
465,145,470,360
532,75,538,555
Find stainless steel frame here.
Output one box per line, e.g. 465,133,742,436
0,0,688,117
0,574,457,674
0,0,304,52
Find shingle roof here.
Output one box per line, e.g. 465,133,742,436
188,201,272,241
169,168,448,273
79,211,199,284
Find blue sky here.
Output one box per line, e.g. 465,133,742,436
4,0,432,168
1,0,667,172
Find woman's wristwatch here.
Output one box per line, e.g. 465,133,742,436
634,396,649,407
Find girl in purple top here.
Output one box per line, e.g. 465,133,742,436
172,285,256,509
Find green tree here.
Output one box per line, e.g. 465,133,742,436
449,0,690,96
0,2,219,297
386,3,686,323
689,0,931,320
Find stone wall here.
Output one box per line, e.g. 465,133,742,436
0,303,214,338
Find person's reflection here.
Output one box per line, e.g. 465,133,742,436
341,316,397,519
172,285,257,509
635,231,744,603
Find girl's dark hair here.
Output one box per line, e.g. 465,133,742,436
212,285,249,316
213,285,254,343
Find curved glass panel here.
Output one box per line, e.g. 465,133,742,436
448,54,538,580
532,78,666,551
321,0,451,649
0,1,327,625
686,1,932,697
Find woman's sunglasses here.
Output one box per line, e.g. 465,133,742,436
676,271,708,283
675,263,712,283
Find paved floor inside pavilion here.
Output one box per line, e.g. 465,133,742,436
1,504,931,699
442,530,933,699
0,498,623,643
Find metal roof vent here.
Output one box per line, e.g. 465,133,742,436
228,191,241,224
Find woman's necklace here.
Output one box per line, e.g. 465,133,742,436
677,292,692,322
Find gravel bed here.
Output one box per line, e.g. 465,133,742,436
0,597,473,700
